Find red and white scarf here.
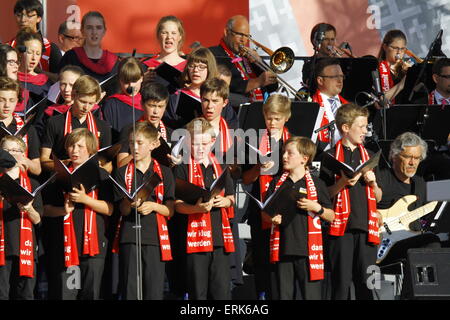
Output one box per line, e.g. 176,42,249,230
378,61,396,104
312,90,348,143
186,154,235,253
217,117,232,153
138,116,168,142
12,113,29,157
64,109,99,144
63,165,99,267
220,39,263,102
328,140,380,244
258,127,290,229
0,170,35,277
269,170,324,280
112,161,172,261
73,47,118,75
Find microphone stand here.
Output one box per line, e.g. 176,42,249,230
129,85,143,300
314,120,336,148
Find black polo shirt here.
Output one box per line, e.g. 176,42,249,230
45,168,113,258
242,135,286,226
377,168,426,210
41,111,112,160
173,161,235,248
0,118,40,160
266,173,332,257
113,161,175,246
320,145,381,232
2,177,43,257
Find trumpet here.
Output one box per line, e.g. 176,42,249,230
239,38,302,100
405,49,424,63
327,42,356,58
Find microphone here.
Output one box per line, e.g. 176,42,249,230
313,25,326,50
126,86,134,95
17,45,27,53
371,70,382,96
314,120,335,133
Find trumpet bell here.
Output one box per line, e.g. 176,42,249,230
270,47,295,74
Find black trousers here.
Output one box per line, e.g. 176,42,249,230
249,224,278,300
186,247,231,300
55,256,105,300
276,255,322,300
0,256,36,300
328,231,377,300
119,244,166,300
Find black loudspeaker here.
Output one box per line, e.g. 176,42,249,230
404,248,450,299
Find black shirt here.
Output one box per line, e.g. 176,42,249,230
3,177,43,257
119,122,174,154
377,168,426,210
320,145,381,232
113,161,175,246
41,111,112,160
173,162,235,248
266,173,332,257
45,168,113,258
0,118,40,160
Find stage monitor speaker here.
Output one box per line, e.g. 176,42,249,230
404,248,450,300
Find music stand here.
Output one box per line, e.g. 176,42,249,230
426,180,450,234
339,57,379,102
372,104,422,140
400,64,435,104
239,101,320,138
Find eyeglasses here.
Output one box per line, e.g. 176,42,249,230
6,60,19,66
3,148,23,154
14,12,38,20
228,29,251,39
63,34,84,42
187,63,207,71
319,74,345,80
399,153,422,162
389,45,407,52
438,74,450,79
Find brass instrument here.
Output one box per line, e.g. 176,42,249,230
239,38,302,100
327,43,356,58
405,49,424,63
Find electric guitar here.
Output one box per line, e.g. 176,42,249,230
376,195,438,263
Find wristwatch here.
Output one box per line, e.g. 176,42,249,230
316,206,324,215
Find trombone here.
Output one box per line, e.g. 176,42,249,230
239,38,303,100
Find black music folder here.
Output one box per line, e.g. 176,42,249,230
0,172,56,205
152,136,185,167
0,113,35,140
154,62,182,89
109,171,162,201
175,166,230,204
322,150,381,178
53,154,100,193
0,149,16,171
97,142,122,164
175,91,202,124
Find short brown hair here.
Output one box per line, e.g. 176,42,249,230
128,121,159,143
180,47,218,86
0,76,21,101
263,94,291,119
284,136,317,166
59,65,84,78
72,75,101,101
118,57,144,84
64,128,98,155
335,103,369,134
200,78,229,100
186,117,216,140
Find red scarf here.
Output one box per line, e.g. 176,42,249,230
14,88,29,113
328,140,380,244
45,103,100,117
219,38,263,102
13,113,28,157
269,170,324,280
217,117,232,153
186,154,235,253
10,37,51,72
378,61,395,104
138,116,168,142
312,90,348,143
112,161,172,260
18,72,48,86
63,165,99,267
144,56,187,72
180,87,201,100
0,170,35,277
64,109,99,144
107,93,143,110
73,47,118,75
258,127,290,229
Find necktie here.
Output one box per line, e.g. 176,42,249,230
328,98,338,115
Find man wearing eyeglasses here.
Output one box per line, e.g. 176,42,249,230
57,21,84,56
209,15,278,106
9,0,62,74
311,58,348,151
429,58,450,106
